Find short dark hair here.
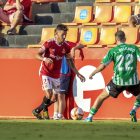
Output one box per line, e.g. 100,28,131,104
115,30,125,42
54,24,68,33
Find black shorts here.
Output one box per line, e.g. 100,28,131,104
106,80,140,98
59,75,71,94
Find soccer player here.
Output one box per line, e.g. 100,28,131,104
53,42,84,120
83,30,140,122
32,24,85,120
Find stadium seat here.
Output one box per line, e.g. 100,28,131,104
102,6,132,25
79,28,99,46
115,0,133,2
31,0,63,3
121,28,139,44
28,28,79,48
0,7,33,26
91,28,118,48
95,0,115,2
135,0,139,2
83,6,113,25
134,5,140,15
62,6,93,25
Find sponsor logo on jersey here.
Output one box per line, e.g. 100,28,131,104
50,54,63,60
44,84,47,88
62,48,66,53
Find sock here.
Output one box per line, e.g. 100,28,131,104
53,112,58,118
133,99,140,112
48,100,54,107
35,101,43,113
43,96,50,112
88,107,98,118
58,114,63,119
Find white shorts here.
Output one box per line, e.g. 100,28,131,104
40,75,60,94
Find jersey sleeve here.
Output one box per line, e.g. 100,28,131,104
39,41,50,53
101,50,113,66
135,46,140,62
67,41,77,50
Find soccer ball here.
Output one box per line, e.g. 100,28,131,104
71,107,84,120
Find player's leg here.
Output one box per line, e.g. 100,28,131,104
8,0,23,34
57,75,70,120
83,88,110,122
0,7,11,23
128,84,140,122
128,15,139,27
83,80,123,122
32,75,53,120
53,100,59,119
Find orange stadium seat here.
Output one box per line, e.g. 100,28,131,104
95,0,115,2
91,28,118,48
121,28,139,44
62,6,93,25
83,6,113,25
79,28,99,46
115,0,133,2
28,28,79,48
102,6,132,25
0,7,32,26
31,0,63,3
134,5,140,15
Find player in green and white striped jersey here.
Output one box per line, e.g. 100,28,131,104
83,30,140,122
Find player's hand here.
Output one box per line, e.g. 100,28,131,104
77,73,86,82
70,48,75,58
89,73,94,79
45,58,53,65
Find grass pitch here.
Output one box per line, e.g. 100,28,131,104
0,119,140,140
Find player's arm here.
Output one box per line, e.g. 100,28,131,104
70,43,85,58
66,57,85,82
89,64,106,79
35,49,53,65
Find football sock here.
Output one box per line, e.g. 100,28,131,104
35,101,43,113
58,114,63,119
43,96,50,112
133,99,140,112
88,107,98,118
53,112,58,118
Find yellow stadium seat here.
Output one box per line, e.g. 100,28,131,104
95,0,115,2
28,28,79,48
91,28,118,48
102,6,132,25
121,28,139,44
135,0,139,2
62,6,93,25
79,28,99,46
134,6,140,15
83,6,113,25
115,0,133,2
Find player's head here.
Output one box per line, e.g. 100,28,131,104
54,24,68,44
115,30,126,44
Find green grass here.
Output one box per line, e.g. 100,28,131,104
0,119,140,140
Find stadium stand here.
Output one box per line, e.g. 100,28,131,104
102,5,132,25
87,28,118,48
121,28,139,44
28,28,79,48
115,0,133,2
79,28,99,46
95,0,115,2
82,6,113,25
134,5,140,15
62,6,93,25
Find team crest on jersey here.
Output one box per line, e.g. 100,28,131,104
62,48,66,53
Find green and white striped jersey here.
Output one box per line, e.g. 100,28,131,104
101,43,140,86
